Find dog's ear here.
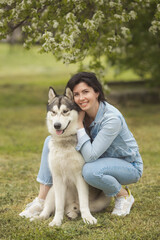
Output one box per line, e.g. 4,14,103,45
48,87,57,104
65,88,73,101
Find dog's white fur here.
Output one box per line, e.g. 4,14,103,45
34,88,110,227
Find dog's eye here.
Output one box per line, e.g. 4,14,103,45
51,111,56,116
63,110,69,114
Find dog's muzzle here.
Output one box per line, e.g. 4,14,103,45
54,122,61,130
54,121,71,135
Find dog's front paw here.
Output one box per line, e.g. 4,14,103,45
82,213,97,225
30,212,49,222
49,217,62,227
30,216,39,222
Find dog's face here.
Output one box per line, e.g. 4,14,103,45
47,87,79,137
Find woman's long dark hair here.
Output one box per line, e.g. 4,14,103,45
66,72,106,102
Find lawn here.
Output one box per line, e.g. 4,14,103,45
0,43,160,240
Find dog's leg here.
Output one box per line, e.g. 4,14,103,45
76,176,97,224
49,176,66,227
39,186,55,219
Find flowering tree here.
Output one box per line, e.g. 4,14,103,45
0,0,160,83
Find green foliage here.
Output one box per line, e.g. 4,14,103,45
111,1,160,85
0,1,160,82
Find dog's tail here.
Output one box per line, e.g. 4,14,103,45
89,191,111,213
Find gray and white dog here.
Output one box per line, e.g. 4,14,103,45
35,87,110,227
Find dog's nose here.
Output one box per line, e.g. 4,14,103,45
54,122,61,130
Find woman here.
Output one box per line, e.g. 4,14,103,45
20,72,143,218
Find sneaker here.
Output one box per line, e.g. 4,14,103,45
111,188,134,217
19,197,44,218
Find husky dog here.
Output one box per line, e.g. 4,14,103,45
35,87,110,227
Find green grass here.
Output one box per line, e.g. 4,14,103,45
0,43,160,240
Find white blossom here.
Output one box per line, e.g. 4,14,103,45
83,20,96,31
0,21,3,27
107,37,117,43
31,22,37,29
43,31,53,39
157,4,160,12
121,27,130,38
66,13,76,24
5,0,13,5
93,10,104,23
27,0,32,4
19,0,26,10
109,1,116,8
129,11,137,20
114,14,122,20
60,33,76,49
53,20,59,29
95,0,103,5
108,45,113,53
149,20,160,35
40,0,46,3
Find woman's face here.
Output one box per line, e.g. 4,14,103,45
73,82,99,112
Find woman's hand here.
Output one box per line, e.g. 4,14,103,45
78,111,85,129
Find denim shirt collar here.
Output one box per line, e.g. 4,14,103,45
89,101,106,128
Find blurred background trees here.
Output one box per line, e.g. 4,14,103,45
0,0,160,84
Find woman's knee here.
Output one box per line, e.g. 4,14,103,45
82,163,91,179
82,163,95,184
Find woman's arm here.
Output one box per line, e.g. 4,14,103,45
76,116,122,163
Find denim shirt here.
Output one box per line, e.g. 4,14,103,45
76,101,143,168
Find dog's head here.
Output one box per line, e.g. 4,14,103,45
47,87,80,137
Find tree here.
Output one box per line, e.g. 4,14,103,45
0,0,160,83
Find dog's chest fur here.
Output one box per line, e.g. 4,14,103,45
48,136,84,183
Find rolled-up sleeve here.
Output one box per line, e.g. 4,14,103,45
76,116,122,163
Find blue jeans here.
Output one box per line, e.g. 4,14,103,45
37,136,53,186
37,136,143,196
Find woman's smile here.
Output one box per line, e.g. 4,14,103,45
79,101,88,108
73,82,99,117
